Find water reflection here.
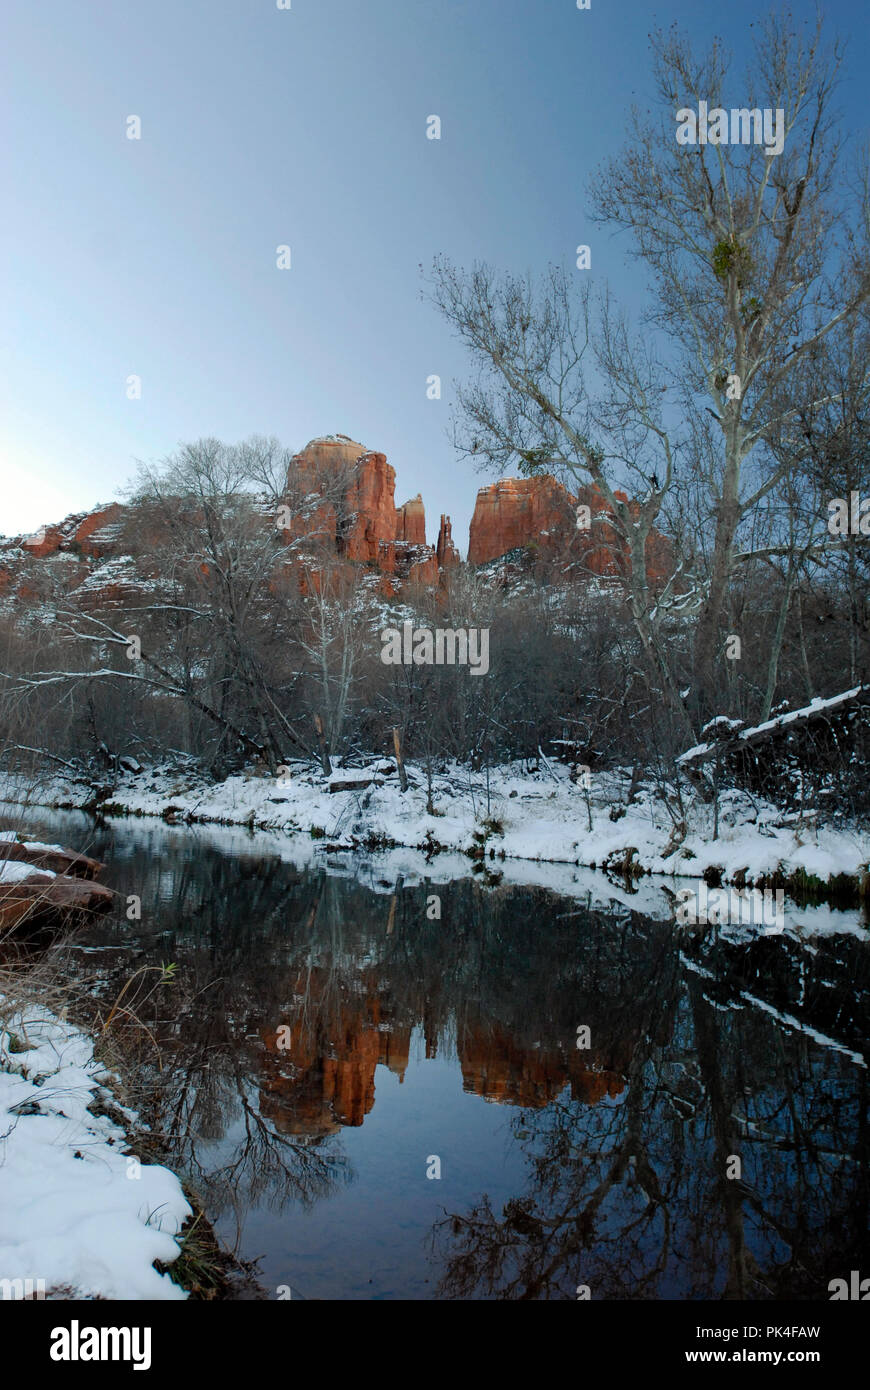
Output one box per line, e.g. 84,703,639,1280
6,811,870,1300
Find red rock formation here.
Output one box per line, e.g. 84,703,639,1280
343,452,400,563
73,503,124,557
468,477,577,566
4,503,124,562
0,838,104,879
396,494,426,545
0,873,114,933
468,473,671,583
0,443,673,607
281,438,447,591
0,840,114,934
436,515,460,570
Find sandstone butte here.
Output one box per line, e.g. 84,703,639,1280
0,436,671,603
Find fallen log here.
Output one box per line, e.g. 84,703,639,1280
678,686,870,772
328,778,378,794
676,686,870,806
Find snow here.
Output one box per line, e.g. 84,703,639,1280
326,769,378,788
0,1006,191,1300
0,831,65,851
2,758,867,901
0,765,863,1303
742,687,864,740
0,859,56,882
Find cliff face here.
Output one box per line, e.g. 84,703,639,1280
280,437,444,590
468,477,577,566
2,503,124,564
467,473,671,582
396,494,426,545
0,442,673,605
0,503,136,607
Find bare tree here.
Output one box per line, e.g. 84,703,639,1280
589,14,870,719
429,12,869,740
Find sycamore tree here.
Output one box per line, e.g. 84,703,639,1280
430,12,869,739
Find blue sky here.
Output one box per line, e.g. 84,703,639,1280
2,0,867,549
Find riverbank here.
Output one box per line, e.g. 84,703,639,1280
3,759,868,899
0,1002,191,1299
1,805,867,1305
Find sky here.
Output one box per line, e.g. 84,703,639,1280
2,0,868,553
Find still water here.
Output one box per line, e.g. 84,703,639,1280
7,808,870,1301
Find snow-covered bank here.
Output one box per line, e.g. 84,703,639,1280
0,858,55,883
5,801,865,944
2,759,868,891
0,1006,191,1299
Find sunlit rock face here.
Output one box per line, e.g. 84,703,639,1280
0,502,143,608
468,477,577,567
467,474,672,582
395,494,426,546
436,515,460,570
0,442,672,609
1,503,124,562
281,437,445,590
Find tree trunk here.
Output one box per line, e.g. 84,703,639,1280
693,494,741,721
393,727,409,793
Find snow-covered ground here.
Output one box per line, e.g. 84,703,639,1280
0,1005,191,1300
0,858,55,883
2,759,867,890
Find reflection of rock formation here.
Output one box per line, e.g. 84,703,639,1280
259,974,626,1137
260,969,411,1135
459,1022,625,1107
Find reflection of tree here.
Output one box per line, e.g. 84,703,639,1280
432,933,870,1300
182,1080,349,1257
432,939,681,1299
79,846,353,1235
65,826,870,1297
